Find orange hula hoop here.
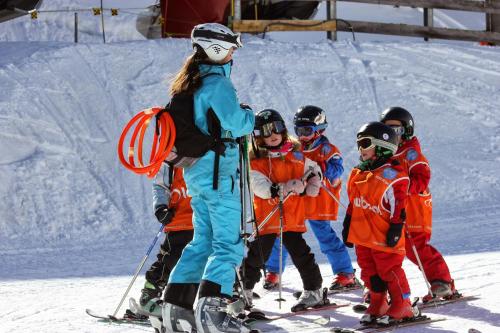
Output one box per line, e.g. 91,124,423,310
117,107,176,178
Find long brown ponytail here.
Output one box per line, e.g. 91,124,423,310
169,48,207,96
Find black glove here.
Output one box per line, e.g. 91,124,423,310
386,223,404,247
342,214,353,248
240,103,252,111
155,205,175,225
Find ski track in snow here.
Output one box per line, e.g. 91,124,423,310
1,11,500,333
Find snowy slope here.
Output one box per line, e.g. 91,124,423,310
1,36,500,333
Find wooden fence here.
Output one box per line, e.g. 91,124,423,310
231,0,500,44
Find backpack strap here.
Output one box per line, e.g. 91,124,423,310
201,72,237,190
168,163,174,186
207,108,236,190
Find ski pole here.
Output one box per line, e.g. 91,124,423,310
320,182,348,210
276,185,286,309
405,229,433,298
111,223,165,318
234,266,251,307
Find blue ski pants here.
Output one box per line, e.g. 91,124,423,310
167,176,243,296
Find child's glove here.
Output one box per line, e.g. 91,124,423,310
342,214,353,248
386,223,404,247
305,175,321,197
155,205,175,225
282,179,305,195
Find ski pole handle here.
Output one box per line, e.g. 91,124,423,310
112,223,165,318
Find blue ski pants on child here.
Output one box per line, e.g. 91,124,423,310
266,220,354,275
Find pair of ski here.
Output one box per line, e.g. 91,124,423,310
292,284,363,299
352,293,479,313
85,308,150,326
246,301,350,322
333,315,446,333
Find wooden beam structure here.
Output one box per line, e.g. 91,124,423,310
336,19,500,43
232,19,337,33
339,0,500,14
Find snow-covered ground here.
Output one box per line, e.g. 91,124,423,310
1,2,500,333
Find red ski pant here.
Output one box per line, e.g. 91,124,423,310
405,231,451,283
355,245,410,298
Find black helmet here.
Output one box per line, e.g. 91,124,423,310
293,105,327,137
357,121,398,157
254,109,286,138
294,105,327,127
380,107,414,139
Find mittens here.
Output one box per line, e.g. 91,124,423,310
283,179,305,195
305,175,321,197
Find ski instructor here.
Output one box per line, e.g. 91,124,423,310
161,23,255,333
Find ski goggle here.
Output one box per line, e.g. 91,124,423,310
294,124,327,137
357,136,398,154
253,121,286,138
389,125,405,136
357,137,376,151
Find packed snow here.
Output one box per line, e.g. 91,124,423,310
1,2,500,333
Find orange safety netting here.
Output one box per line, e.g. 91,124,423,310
117,107,176,178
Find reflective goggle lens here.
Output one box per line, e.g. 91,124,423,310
357,137,374,150
294,126,315,137
255,121,286,138
389,125,405,136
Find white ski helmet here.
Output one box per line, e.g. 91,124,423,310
191,23,242,62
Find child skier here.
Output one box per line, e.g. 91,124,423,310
239,108,325,312
131,163,194,317
342,122,418,325
380,106,457,301
264,105,357,291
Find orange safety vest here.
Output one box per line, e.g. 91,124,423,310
393,139,432,234
164,169,193,232
302,142,342,221
347,164,409,255
251,151,307,235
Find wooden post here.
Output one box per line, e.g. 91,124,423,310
74,12,78,43
486,0,500,44
327,0,337,41
100,0,106,43
423,8,433,41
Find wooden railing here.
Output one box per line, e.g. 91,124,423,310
231,0,500,44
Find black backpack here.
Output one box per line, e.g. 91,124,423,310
157,82,235,189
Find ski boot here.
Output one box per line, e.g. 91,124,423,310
291,288,328,312
263,272,279,290
377,298,419,326
422,279,458,303
359,291,389,325
329,272,360,291
161,302,197,333
195,296,256,333
139,281,163,317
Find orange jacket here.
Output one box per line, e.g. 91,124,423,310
250,142,320,235
302,140,342,220
153,164,193,232
393,137,432,234
346,162,409,254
